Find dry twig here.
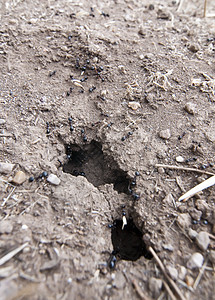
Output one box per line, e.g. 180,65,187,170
155,164,215,177
131,279,153,300
149,247,186,300
0,243,28,266
193,256,208,290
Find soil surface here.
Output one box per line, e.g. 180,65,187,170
0,0,215,299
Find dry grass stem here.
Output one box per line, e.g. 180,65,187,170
178,175,215,201
0,243,28,266
163,280,177,300
193,256,208,290
149,247,186,300
131,279,153,300
155,164,215,176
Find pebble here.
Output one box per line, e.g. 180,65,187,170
12,171,26,185
185,275,194,287
148,277,163,298
166,266,178,280
47,174,61,185
184,102,196,115
187,43,200,53
177,213,191,229
176,156,185,163
0,162,15,174
0,119,6,125
178,265,187,280
163,244,174,252
128,101,141,110
0,220,13,234
195,231,210,251
188,228,198,239
159,129,171,140
100,90,107,97
187,252,204,269
118,65,126,74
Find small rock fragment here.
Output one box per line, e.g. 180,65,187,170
188,228,198,239
176,156,185,163
184,102,196,115
157,9,171,20
47,174,61,185
187,43,200,53
187,252,204,269
128,101,141,110
0,220,13,234
148,277,163,298
118,65,126,74
12,171,26,185
195,231,210,251
159,129,171,140
185,275,194,287
0,119,6,125
166,266,178,280
0,162,15,174
163,244,174,251
177,213,191,229
101,90,107,97
178,265,187,280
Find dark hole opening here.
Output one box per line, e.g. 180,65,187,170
63,140,130,194
111,219,152,261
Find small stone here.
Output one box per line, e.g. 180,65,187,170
178,266,187,280
187,43,200,53
189,207,202,221
163,244,174,251
118,65,126,74
158,167,165,174
128,101,141,110
138,26,146,36
166,266,178,280
188,228,198,239
195,199,209,213
157,9,171,20
176,156,185,163
209,250,215,264
101,90,107,97
159,129,171,140
47,174,61,185
177,213,191,229
184,102,196,115
139,54,144,60
187,252,204,269
0,119,6,125
195,231,210,251
12,171,26,185
148,277,163,298
0,162,15,174
0,220,13,234
185,275,194,287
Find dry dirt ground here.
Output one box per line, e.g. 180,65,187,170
0,0,215,299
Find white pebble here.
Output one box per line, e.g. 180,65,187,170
176,156,185,163
159,129,171,140
187,252,204,269
0,162,15,174
166,266,178,280
0,119,6,125
47,174,61,185
195,231,210,251
188,228,198,239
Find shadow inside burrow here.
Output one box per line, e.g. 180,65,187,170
111,219,152,261
63,140,130,194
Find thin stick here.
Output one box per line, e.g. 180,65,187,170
155,164,215,176
0,243,28,266
203,0,207,17
193,257,208,290
2,186,16,206
163,280,177,300
149,247,186,300
131,279,153,300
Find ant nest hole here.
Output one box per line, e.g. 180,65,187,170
111,219,152,261
63,140,130,194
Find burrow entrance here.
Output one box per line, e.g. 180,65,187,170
63,140,130,194
111,219,152,261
